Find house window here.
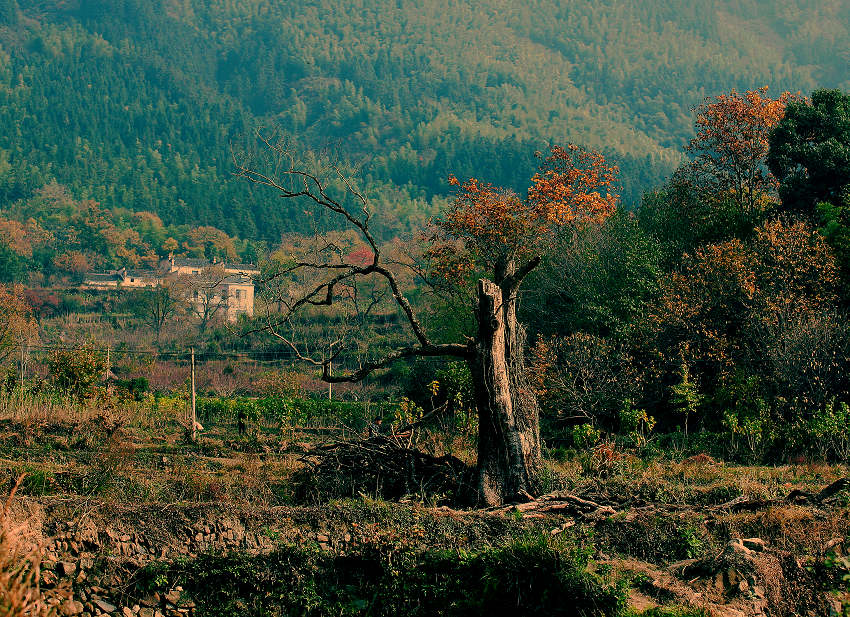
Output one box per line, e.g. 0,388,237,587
192,270,199,275
235,289,242,300
130,278,135,283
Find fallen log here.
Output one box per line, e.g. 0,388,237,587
711,477,850,512
815,477,850,502
487,491,618,520
712,494,773,513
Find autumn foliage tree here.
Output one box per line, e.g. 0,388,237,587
0,284,38,367
236,137,617,505
622,87,850,446
429,145,617,503
642,217,841,428
642,89,802,265
687,87,801,217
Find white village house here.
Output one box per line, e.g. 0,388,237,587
82,256,259,322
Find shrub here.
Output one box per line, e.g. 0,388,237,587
781,397,850,462
170,535,626,617
618,402,656,449
112,377,149,401
536,334,643,438
48,344,107,398
721,405,775,463
571,423,602,449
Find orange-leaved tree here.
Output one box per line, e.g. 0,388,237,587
0,284,38,366
235,137,617,506
643,217,840,427
431,145,617,503
686,87,803,218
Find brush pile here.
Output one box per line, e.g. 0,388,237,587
293,436,474,505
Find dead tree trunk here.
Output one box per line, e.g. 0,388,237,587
233,140,613,508
472,279,541,506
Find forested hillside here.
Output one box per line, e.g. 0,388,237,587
0,0,848,242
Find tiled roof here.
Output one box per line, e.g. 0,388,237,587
170,257,257,272
84,260,256,289
125,270,160,279
171,257,210,267
222,262,259,272
83,272,121,283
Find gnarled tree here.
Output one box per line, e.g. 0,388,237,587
235,137,617,506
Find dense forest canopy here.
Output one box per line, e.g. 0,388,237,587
0,0,848,245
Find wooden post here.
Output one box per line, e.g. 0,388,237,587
19,344,24,393
328,358,332,401
190,347,197,442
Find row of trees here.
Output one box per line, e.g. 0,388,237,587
0,183,263,285
522,88,850,458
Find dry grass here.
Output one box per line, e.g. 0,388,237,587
0,390,104,426
547,454,849,507
0,389,188,440
0,476,48,617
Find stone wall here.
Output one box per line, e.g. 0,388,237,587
22,501,330,617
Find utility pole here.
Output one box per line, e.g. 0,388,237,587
328,357,332,401
327,340,339,401
190,347,197,442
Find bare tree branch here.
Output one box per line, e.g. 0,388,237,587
321,342,472,382
232,135,466,380
502,256,542,292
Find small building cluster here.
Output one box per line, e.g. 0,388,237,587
82,256,259,322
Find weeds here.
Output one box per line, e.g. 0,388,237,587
0,476,48,617
156,534,627,617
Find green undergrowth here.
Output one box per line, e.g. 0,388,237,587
134,533,714,617
140,535,631,617
598,513,711,563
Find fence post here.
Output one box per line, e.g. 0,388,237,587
190,347,197,442
19,344,24,395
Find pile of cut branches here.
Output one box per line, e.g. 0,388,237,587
293,436,474,505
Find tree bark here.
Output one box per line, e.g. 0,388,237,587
472,278,541,506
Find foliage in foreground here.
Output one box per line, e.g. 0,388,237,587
149,536,626,617
0,478,48,617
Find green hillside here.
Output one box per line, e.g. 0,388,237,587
0,0,848,241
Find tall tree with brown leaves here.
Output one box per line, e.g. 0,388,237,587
236,138,617,505
686,87,802,218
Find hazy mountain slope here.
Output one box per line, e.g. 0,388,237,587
0,0,847,241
